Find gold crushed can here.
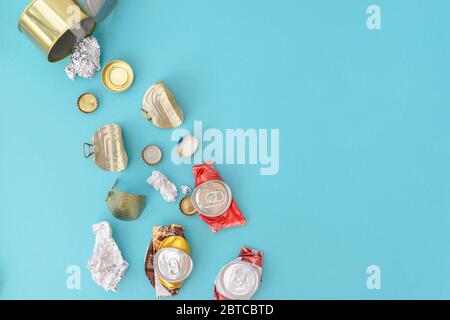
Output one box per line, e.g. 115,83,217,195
18,0,96,62
83,124,128,172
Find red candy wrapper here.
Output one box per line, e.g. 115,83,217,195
192,162,247,232
214,247,264,300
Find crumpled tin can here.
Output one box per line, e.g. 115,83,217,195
214,247,263,300
192,162,246,232
141,82,184,129
83,124,128,172
106,180,147,221
18,0,96,62
144,225,193,298
76,0,117,22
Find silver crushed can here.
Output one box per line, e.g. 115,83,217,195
215,259,262,300
191,180,232,217
154,248,193,286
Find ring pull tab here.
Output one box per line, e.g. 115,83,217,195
83,143,94,158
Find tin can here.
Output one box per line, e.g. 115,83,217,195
192,162,247,232
154,247,193,288
83,124,128,172
214,247,263,300
192,180,232,217
18,0,96,62
141,82,184,129
76,0,117,22
145,226,193,298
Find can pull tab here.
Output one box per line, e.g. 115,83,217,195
83,143,94,158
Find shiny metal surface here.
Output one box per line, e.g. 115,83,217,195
216,259,260,300
141,82,184,129
77,93,98,113
106,188,147,221
102,60,134,93
18,0,96,62
76,0,117,21
154,247,193,283
84,124,128,172
192,180,232,217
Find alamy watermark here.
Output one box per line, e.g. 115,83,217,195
367,5,382,30
66,265,81,290
170,121,280,176
366,265,381,290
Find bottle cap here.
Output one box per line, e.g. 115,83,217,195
77,93,98,113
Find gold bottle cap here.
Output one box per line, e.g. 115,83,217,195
142,145,163,166
102,60,134,93
77,93,99,113
179,195,197,216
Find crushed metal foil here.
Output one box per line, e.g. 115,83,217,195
147,171,178,203
87,221,129,292
181,185,192,195
65,36,101,80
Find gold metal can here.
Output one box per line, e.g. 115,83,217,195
18,0,96,62
83,124,128,172
141,82,184,129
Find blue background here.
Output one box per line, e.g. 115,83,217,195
1,0,450,300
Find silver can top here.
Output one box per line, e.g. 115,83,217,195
154,248,193,283
216,259,261,300
192,180,232,217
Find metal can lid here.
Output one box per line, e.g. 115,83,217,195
77,93,98,113
102,60,134,93
179,195,197,216
141,145,162,166
154,247,193,283
192,180,232,217
217,260,260,300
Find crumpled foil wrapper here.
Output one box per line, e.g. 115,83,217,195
65,36,101,80
181,185,192,195
147,171,178,202
87,221,129,292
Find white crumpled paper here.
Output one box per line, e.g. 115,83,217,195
147,171,178,202
87,221,129,292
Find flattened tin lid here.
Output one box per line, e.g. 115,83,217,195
78,93,98,113
217,260,260,300
102,60,134,93
141,145,162,166
154,247,193,283
179,195,197,216
192,180,232,217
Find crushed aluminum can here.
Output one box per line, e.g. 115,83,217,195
192,162,246,232
141,82,184,129
144,225,193,298
83,124,128,172
214,247,263,300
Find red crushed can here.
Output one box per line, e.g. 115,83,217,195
214,247,263,300
192,162,247,232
